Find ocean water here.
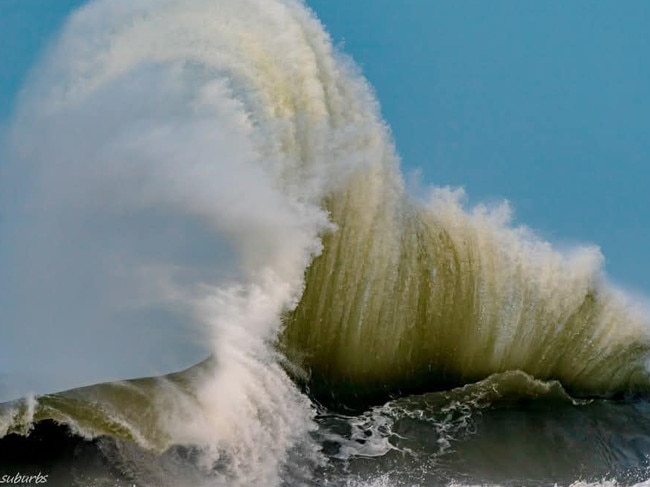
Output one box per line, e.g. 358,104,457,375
2,1,650,486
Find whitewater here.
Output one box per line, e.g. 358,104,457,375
1,0,650,486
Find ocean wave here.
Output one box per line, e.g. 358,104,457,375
2,0,650,485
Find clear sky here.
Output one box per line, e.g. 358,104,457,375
1,0,649,292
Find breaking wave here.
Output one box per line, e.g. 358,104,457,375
1,0,650,485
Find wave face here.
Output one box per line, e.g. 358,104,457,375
284,183,650,403
2,0,650,485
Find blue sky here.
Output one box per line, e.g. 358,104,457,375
1,0,649,291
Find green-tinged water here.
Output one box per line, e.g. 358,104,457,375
0,361,210,450
282,173,650,405
2,0,650,486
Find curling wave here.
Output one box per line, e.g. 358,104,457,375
1,0,650,485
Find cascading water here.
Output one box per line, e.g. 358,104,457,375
1,1,650,486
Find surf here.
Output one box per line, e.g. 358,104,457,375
1,0,650,485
